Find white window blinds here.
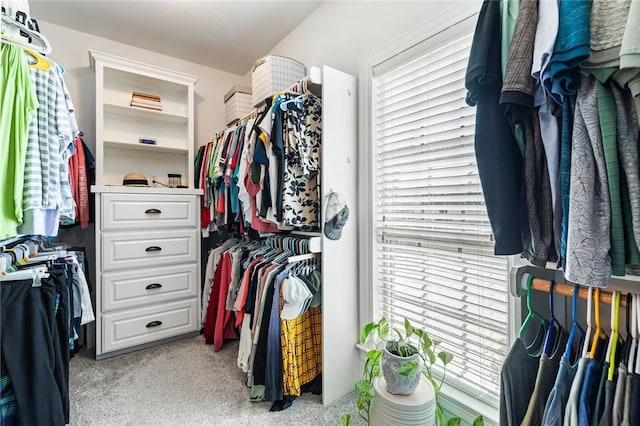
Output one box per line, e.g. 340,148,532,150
372,21,509,403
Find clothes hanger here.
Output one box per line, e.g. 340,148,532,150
604,290,617,368
279,92,306,112
272,249,294,265
518,275,547,344
589,288,607,359
543,279,563,355
581,286,594,358
564,283,586,362
24,48,51,70
607,291,622,381
622,293,632,365
628,294,637,371
634,293,640,374
0,265,48,285
1,16,52,54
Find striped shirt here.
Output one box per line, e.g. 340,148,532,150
23,66,71,211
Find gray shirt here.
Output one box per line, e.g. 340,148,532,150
612,364,627,426
500,337,541,425
565,73,612,287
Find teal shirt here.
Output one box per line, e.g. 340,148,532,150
501,0,520,77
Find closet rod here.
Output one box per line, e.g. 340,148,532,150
514,265,640,300
530,278,628,307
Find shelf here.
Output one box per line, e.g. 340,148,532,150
104,102,188,124
104,140,188,154
92,185,203,195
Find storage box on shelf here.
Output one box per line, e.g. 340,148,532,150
224,84,252,125
89,50,202,359
251,55,306,106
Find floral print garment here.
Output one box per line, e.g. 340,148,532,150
282,94,322,229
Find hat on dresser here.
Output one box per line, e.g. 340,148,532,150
323,191,349,241
122,173,149,187
281,276,313,320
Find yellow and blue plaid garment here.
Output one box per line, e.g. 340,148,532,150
281,280,322,397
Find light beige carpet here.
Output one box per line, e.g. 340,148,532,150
69,336,360,425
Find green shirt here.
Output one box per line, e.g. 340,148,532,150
501,0,520,77
0,44,38,238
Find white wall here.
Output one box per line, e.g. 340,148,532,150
267,1,479,76
39,20,250,154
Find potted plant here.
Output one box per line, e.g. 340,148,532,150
340,317,484,426
379,320,422,395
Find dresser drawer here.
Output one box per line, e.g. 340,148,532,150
102,193,197,230
102,263,198,311
102,298,198,353
102,229,198,271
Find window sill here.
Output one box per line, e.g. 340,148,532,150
438,383,498,426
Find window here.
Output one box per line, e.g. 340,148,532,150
367,15,510,412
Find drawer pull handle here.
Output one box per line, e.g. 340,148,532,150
145,208,162,214
146,320,163,328
145,283,162,290
145,246,162,252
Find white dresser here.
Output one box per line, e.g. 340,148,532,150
93,186,202,359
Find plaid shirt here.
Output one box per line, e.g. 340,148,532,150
281,286,322,397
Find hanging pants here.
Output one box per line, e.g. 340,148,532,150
43,268,72,424
0,279,65,426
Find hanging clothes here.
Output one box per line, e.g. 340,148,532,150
465,0,524,257
0,237,94,426
198,87,323,236
0,44,38,238
202,235,322,411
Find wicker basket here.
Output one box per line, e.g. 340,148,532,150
251,55,306,107
224,85,252,125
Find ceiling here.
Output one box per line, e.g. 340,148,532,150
29,0,323,75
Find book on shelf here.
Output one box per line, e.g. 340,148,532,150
130,101,163,111
130,98,163,107
132,91,161,102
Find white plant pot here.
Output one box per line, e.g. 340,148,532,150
381,342,421,395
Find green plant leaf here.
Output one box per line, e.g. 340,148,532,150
372,362,381,377
397,360,420,376
421,332,433,350
404,318,415,338
435,405,447,426
355,379,371,395
379,318,389,340
340,413,351,426
425,347,436,364
438,351,454,366
356,393,374,410
432,338,441,347
423,374,440,392
360,322,377,344
472,415,485,426
368,349,382,363
447,418,461,426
